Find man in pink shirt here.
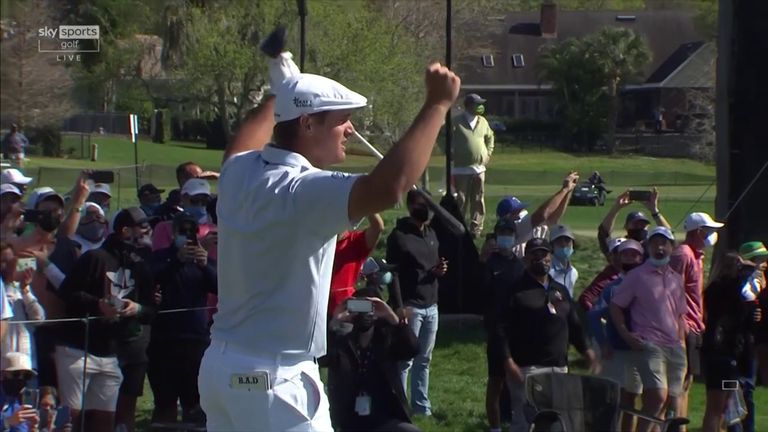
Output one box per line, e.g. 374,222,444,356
610,226,687,432
669,212,723,421
152,178,217,260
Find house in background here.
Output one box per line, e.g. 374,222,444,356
457,3,714,131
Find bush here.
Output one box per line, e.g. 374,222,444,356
27,125,62,157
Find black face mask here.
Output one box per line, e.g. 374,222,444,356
1,378,26,397
530,260,550,277
353,313,375,333
622,262,641,274
37,213,61,233
410,206,432,223
627,229,648,242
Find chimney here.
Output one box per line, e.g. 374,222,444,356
540,1,558,38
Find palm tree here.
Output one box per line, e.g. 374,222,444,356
585,27,651,153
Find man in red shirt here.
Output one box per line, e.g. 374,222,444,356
669,212,723,421
328,214,384,315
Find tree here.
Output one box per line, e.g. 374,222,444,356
584,27,651,153
539,27,650,153
0,0,76,128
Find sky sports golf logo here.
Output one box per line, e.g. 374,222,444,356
38,25,100,62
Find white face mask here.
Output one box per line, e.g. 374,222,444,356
704,232,718,247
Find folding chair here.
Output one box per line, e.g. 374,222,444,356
525,372,689,432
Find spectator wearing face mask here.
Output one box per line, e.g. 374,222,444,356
326,288,420,432
386,190,447,417
85,182,111,214
70,203,108,253
548,225,578,298
480,173,580,262
492,238,597,432
610,226,687,432
56,207,157,432
12,187,80,388
483,218,525,432
597,188,671,260
155,162,219,225
0,352,39,432
586,239,645,431
0,243,44,375
147,212,217,426
669,212,724,421
137,184,164,217
152,179,217,260
578,237,626,311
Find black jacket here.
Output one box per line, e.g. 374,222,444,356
58,235,157,357
149,246,218,341
494,271,589,368
386,217,440,308
484,252,525,325
326,322,419,431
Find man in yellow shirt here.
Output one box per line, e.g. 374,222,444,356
451,93,495,238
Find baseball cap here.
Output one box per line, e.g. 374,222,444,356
273,73,367,123
138,183,165,197
87,182,112,197
27,187,64,209
0,183,22,197
625,211,651,227
525,238,552,255
2,352,36,375
83,201,105,218
607,237,626,253
618,239,644,254
739,241,768,260
647,226,675,242
464,93,486,105
361,257,397,276
1,168,33,185
181,178,211,197
112,207,150,232
683,212,724,232
496,196,528,219
549,224,575,242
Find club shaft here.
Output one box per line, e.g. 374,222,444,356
352,131,418,191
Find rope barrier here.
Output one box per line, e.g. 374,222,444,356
4,306,217,326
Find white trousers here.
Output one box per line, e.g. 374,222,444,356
199,340,332,432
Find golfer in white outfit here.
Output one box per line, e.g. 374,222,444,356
199,42,462,431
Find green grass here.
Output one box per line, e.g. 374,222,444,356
15,137,765,431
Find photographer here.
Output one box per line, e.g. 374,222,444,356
147,212,217,426
326,288,420,432
0,352,39,432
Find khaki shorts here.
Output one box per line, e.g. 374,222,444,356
55,346,123,411
630,341,687,397
601,350,643,395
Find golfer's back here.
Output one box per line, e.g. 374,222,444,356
212,146,358,357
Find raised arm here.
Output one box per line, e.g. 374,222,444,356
598,190,631,257
641,187,671,229
347,64,460,222
223,96,276,164
529,171,579,227
61,172,90,239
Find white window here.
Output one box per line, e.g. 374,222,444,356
512,54,525,68
482,54,495,68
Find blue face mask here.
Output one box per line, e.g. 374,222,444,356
380,272,393,285
185,206,207,223
496,235,515,250
141,203,161,216
554,246,574,261
648,256,670,267
174,235,188,249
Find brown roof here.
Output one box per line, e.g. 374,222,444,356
457,9,704,89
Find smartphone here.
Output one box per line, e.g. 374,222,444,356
54,406,71,428
21,388,39,408
89,170,115,184
628,190,652,202
347,299,374,314
22,209,47,224
16,257,37,273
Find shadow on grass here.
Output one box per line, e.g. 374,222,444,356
434,316,486,349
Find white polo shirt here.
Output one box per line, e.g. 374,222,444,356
212,145,359,358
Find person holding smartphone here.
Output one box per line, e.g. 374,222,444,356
0,352,39,432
